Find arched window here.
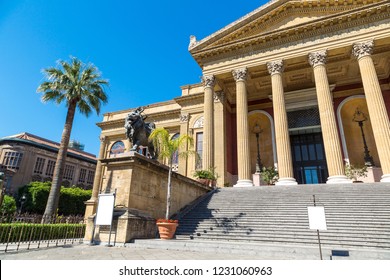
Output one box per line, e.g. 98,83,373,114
110,141,125,156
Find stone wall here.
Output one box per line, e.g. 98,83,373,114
84,152,211,244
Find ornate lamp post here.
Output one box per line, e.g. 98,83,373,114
252,122,263,173
352,107,375,166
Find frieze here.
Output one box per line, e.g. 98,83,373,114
267,60,284,75
308,50,327,67
352,40,374,60
194,7,390,66
232,68,248,81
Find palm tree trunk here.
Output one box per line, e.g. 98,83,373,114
42,101,76,223
165,161,172,220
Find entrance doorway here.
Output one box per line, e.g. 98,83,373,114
290,133,328,184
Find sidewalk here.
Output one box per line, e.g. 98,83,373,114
0,243,256,260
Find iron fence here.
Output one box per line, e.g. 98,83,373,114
0,213,86,253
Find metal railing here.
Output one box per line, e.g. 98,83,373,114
0,213,86,253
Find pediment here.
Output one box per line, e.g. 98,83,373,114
189,0,385,58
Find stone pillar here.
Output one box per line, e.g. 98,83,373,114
214,91,227,187
308,51,350,184
202,75,215,171
84,135,107,219
178,113,190,176
232,68,253,187
352,40,390,182
267,60,297,185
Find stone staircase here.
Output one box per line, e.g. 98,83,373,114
174,183,390,251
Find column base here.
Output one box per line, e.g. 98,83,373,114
234,179,254,187
326,175,352,184
380,174,390,182
275,177,298,185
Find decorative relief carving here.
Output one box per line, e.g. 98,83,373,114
352,40,374,60
202,75,216,88
193,116,204,128
99,135,107,143
308,50,327,67
232,68,248,81
180,113,190,123
214,91,225,103
267,60,284,75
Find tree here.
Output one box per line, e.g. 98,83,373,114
149,128,194,219
37,57,108,222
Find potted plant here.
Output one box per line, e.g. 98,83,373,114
149,128,194,239
193,167,218,187
345,163,368,183
260,166,279,185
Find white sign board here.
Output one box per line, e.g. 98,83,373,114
95,193,115,226
308,206,327,230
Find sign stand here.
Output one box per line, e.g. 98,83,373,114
91,189,116,247
307,195,327,260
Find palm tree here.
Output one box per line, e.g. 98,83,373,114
149,128,194,220
37,57,108,222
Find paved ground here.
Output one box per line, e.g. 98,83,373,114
0,243,256,260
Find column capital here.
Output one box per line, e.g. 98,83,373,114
99,135,107,143
214,91,225,103
308,50,327,67
232,68,248,82
352,40,374,60
180,113,190,123
267,60,284,75
201,75,216,88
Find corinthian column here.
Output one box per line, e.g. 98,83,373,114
267,60,297,185
84,135,107,218
232,68,253,187
308,51,350,184
202,75,215,171
352,40,390,182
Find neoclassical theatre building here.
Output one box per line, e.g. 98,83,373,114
96,0,390,187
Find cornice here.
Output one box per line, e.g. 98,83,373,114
174,92,204,107
192,1,390,67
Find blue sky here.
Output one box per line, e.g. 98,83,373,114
0,0,266,155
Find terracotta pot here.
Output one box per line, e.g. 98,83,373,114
156,222,178,239
197,178,210,186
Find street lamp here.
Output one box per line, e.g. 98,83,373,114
352,107,375,166
19,193,27,214
252,122,263,173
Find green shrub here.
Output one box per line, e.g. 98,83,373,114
0,223,86,243
1,195,17,215
17,182,92,215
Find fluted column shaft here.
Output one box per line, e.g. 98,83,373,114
308,51,350,184
84,136,107,218
353,41,390,182
233,68,253,187
267,60,297,185
202,75,215,171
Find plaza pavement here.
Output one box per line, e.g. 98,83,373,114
0,243,255,260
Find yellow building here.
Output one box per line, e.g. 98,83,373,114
96,0,390,187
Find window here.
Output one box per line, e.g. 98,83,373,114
196,132,203,170
78,168,87,183
33,157,46,174
45,160,56,176
86,170,95,185
63,165,75,181
2,152,23,170
110,141,125,156
171,133,180,165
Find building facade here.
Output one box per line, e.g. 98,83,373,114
96,0,390,187
0,133,97,193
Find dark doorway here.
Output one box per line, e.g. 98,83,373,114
290,133,328,184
